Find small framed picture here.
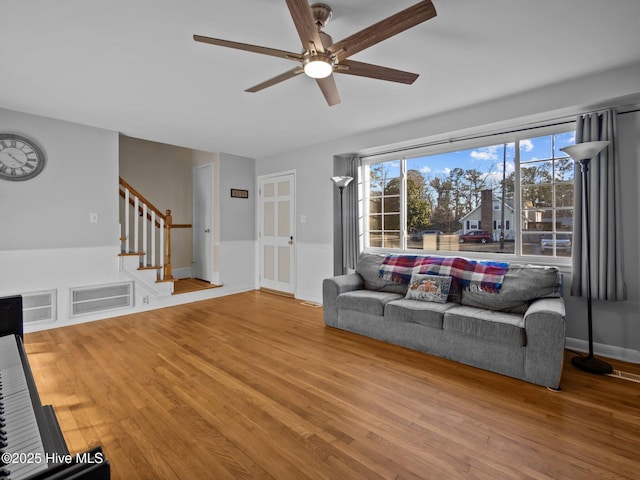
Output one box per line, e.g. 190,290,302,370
230,188,249,199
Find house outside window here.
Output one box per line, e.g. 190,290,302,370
361,125,575,262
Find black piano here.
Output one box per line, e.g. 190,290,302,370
0,295,109,479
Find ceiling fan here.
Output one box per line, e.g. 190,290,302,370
194,0,437,106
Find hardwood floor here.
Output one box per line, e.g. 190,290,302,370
172,277,221,295
24,291,640,479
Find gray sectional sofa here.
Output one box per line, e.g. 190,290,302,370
323,253,566,388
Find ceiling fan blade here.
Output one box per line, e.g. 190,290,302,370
328,1,437,61
316,75,340,106
194,35,303,62
245,67,304,93
336,60,419,85
285,0,325,53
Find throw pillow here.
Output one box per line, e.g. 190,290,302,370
405,274,452,304
459,264,561,313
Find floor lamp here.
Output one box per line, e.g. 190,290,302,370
560,140,613,374
331,176,353,274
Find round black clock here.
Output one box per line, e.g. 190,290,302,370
0,134,46,181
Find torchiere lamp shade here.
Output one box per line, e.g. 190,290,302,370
560,141,609,161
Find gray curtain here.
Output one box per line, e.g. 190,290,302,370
572,110,626,301
344,155,360,271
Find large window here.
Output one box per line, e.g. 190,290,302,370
520,132,575,257
361,127,576,261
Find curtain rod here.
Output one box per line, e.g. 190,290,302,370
359,106,640,160
618,107,640,115
359,118,573,160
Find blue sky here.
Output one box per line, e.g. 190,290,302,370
413,131,574,175
377,131,576,188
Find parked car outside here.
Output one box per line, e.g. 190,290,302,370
458,230,492,243
540,233,572,251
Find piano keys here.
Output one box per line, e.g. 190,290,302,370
0,334,109,480
0,334,48,479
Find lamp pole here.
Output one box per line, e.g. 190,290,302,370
560,141,612,374
579,159,595,359
338,185,346,274
500,144,506,250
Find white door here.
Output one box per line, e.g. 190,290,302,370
193,164,213,282
260,173,295,294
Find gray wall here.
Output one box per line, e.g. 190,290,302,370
219,152,255,242
256,62,640,359
0,108,119,250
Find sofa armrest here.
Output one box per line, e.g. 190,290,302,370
322,274,364,327
523,298,567,388
525,297,566,319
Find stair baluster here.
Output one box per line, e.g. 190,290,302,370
118,178,191,286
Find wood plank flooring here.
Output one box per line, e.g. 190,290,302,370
24,291,640,480
172,278,221,295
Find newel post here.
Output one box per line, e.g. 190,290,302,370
163,209,175,281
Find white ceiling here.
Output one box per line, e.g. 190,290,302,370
2,0,640,159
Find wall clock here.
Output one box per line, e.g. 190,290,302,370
0,134,46,181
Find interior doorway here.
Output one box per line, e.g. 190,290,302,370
258,172,295,295
193,163,213,282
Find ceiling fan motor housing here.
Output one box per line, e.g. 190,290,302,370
311,3,332,28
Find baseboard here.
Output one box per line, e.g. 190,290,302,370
294,290,323,306
565,337,640,364
260,288,294,298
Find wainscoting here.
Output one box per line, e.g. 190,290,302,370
294,241,333,304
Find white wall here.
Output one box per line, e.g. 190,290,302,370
0,108,124,329
256,63,640,360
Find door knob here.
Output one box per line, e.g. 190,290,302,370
288,236,293,245
204,228,210,233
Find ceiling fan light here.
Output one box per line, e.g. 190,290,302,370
304,59,333,79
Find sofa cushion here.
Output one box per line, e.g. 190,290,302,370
385,299,453,328
460,264,561,313
337,290,404,317
443,305,527,346
355,254,408,295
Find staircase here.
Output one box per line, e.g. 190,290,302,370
118,177,191,298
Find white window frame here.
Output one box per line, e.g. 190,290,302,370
360,123,576,266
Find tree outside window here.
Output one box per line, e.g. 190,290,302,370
361,129,575,259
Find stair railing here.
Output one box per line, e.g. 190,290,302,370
119,177,191,281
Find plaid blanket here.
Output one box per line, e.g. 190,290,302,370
378,254,509,293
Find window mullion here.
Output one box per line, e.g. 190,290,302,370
361,163,370,249
400,157,407,250
514,139,522,256
551,135,557,256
